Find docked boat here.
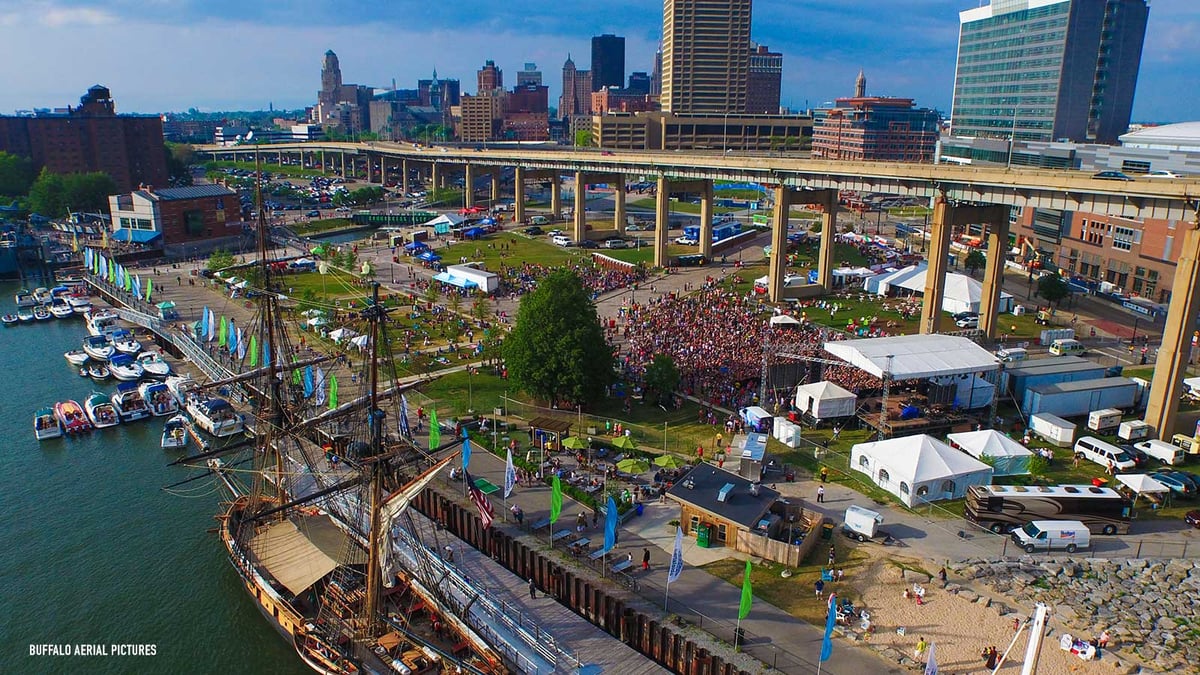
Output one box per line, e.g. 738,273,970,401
107,353,145,381
2,313,17,325
32,306,52,321
87,363,111,381
64,350,90,366
49,298,74,319
32,287,52,305
137,351,171,378
112,382,152,422
82,335,115,361
139,381,178,416
186,397,244,437
85,309,119,336
34,407,63,440
161,414,190,449
54,400,92,433
165,374,197,405
16,308,34,323
84,392,121,429
110,328,142,355
69,296,92,314
14,289,35,308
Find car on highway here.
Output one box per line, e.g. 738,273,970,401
1149,470,1198,498
675,236,698,246
1093,170,1133,181
1145,170,1185,179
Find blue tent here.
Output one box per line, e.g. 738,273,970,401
462,227,486,239
477,217,496,225
417,251,442,262
404,241,429,252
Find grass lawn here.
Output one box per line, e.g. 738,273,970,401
887,206,934,217
714,188,765,201
784,242,871,269
291,218,354,236
436,233,579,269
602,247,657,265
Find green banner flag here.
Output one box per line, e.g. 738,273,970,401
218,316,227,347
328,375,338,409
428,410,440,450
146,278,152,303
248,336,258,367
738,559,753,620
293,368,301,385
550,475,563,524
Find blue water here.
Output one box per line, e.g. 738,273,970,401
0,282,305,674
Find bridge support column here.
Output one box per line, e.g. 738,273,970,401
979,217,1012,340
768,186,791,302
401,160,409,196
574,171,587,242
919,198,953,334
464,165,475,208
1145,222,1200,438
431,163,440,193
654,176,670,268
278,151,284,167
816,194,838,289
340,153,347,178
550,175,562,221
321,151,326,172
490,170,500,205
366,154,375,183
613,175,626,235
698,181,714,260
513,167,526,224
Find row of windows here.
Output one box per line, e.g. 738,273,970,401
118,217,153,231
958,42,1066,64
957,60,1064,76
958,30,1067,55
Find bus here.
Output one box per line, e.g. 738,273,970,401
682,221,742,243
964,484,1133,535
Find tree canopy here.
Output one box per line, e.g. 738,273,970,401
503,269,615,406
1036,273,1071,306
165,143,195,186
26,168,117,217
0,151,34,198
643,354,680,407
963,250,987,277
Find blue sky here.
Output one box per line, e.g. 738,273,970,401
0,0,1195,122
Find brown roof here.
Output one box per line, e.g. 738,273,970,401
528,416,572,434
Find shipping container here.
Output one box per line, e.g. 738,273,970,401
1030,412,1076,447
1024,378,1138,418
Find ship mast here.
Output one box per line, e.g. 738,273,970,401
361,282,387,639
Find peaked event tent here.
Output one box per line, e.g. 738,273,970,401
1115,473,1170,501
824,334,1000,380
864,263,1014,315
794,381,857,420
850,434,994,507
946,430,1035,476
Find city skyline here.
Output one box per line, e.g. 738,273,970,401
0,0,1197,122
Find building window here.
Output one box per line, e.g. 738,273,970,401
717,524,727,542
916,485,929,497
689,515,699,534
1112,225,1140,252
942,480,956,494
900,482,910,495
859,455,870,468
878,468,890,484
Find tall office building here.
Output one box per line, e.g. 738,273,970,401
950,0,1149,144
745,44,782,114
559,55,593,119
650,48,663,97
591,34,626,92
627,72,651,96
517,63,543,86
477,60,503,94
660,0,752,114
318,50,342,110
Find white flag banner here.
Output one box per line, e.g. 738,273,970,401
314,367,327,406
667,526,685,584
503,449,516,498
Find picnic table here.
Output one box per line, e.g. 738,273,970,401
551,528,573,543
588,548,608,561
472,477,500,495
611,559,634,574
530,517,551,531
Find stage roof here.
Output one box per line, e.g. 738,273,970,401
823,334,1000,380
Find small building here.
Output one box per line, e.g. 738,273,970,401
667,464,781,548
108,184,243,256
438,263,499,294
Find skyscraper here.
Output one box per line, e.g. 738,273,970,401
660,0,752,114
650,48,663,97
627,72,651,96
559,55,593,119
318,50,342,111
477,60,503,94
950,0,1149,144
517,63,543,87
591,34,626,92
745,44,782,114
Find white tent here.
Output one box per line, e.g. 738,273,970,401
824,334,1000,380
1116,473,1170,502
794,381,857,420
328,327,358,343
349,334,369,350
850,434,994,507
946,430,1034,476
864,263,1014,315
769,314,803,326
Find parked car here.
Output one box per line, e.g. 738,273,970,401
604,238,628,249
1093,171,1133,181
675,236,698,245
523,226,544,235
579,240,599,249
1186,510,1200,528
1121,445,1150,469
306,210,321,217
955,316,980,329
1149,470,1198,498
952,311,978,322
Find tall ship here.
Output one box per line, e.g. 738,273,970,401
201,158,570,675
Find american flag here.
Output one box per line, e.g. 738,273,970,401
465,471,494,529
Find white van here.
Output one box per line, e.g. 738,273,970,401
529,215,550,226
1049,338,1087,356
1132,439,1186,466
996,347,1028,363
1074,436,1137,472
1011,520,1091,554
551,235,574,247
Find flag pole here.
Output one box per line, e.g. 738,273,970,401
663,578,670,612
734,614,743,652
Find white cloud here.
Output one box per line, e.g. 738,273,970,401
41,6,114,26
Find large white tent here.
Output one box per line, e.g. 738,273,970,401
824,334,1000,380
794,381,857,420
850,434,994,507
864,264,1014,315
946,430,1034,476
1116,473,1170,503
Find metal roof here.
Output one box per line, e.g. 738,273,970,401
1007,356,1105,377
667,464,779,529
143,184,236,201
1028,377,1136,395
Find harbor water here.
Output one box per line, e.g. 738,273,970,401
0,281,306,674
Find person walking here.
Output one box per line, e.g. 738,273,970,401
510,504,524,525
642,548,651,571
915,637,928,663
816,485,825,503
985,645,998,669
528,578,537,599
828,545,836,567
820,467,829,483
814,578,824,598
576,512,586,533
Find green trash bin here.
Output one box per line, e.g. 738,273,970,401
696,523,711,548
821,523,834,541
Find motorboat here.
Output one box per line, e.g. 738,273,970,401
16,308,34,323
55,400,93,433
32,306,52,321
137,351,171,378
109,328,142,356
112,382,151,422
14,289,34,307
161,414,190,449
32,287,52,305
84,392,121,429
87,363,111,381
107,353,145,381
69,296,92,314
165,374,197,406
49,298,74,319
187,397,244,437
64,350,90,366
85,309,119,336
81,335,115,361
34,407,63,440
139,381,178,416
2,314,17,326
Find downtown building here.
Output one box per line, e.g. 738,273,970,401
591,34,626,91
950,0,1149,144
812,72,940,162
745,44,782,115
314,50,374,134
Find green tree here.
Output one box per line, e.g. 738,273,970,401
503,269,615,405
0,151,34,197
1036,273,1071,307
447,292,462,316
574,129,593,147
165,143,195,185
643,354,680,407
471,294,491,323
206,249,235,273
964,249,987,277
26,168,66,216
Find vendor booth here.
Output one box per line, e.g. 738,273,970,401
850,434,993,507
794,381,857,421
946,429,1034,476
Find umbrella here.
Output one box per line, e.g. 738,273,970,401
562,437,589,451
155,301,176,310
653,455,683,469
616,458,650,474
611,436,638,451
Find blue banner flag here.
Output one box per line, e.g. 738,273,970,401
462,437,471,471
667,526,684,583
503,449,516,498
399,395,411,437
603,496,618,553
821,592,837,662
303,366,314,398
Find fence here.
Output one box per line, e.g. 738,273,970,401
734,515,823,568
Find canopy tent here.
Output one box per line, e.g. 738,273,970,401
462,227,487,238
1116,474,1170,504
477,217,496,225
794,380,857,420
850,434,994,507
425,213,465,234
864,263,1014,315
349,334,369,349
416,251,442,262
155,301,176,310
946,430,1034,476
247,519,339,595
328,327,358,343
432,272,479,289
824,334,1000,380
307,316,329,327
403,241,429,252
769,314,803,326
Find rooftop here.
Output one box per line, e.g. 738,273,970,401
667,464,780,529
136,184,236,201
1029,377,1136,395
1120,121,1200,148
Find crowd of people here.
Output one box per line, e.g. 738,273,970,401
493,260,646,299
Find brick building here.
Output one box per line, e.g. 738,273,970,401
108,184,242,254
812,79,940,163
0,86,167,193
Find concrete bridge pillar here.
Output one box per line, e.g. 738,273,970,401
698,181,714,260
1145,222,1200,438
431,163,440,193
340,153,347,178
815,193,838,289
513,166,526,224
613,175,626,235
550,175,562,221
919,198,953,334
654,176,670,268
320,151,326,173
490,170,501,205
366,154,375,183
574,171,587,242
979,217,1012,339
464,164,475,208
401,160,409,196
768,186,791,302
278,151,284,167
